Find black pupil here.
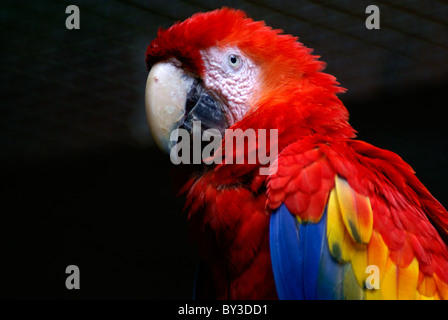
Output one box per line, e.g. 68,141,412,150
230,55,237,64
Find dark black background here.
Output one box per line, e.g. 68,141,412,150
0,0,447,299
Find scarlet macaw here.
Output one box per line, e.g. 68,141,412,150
144,8,448,299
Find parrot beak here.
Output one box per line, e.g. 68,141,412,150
145,61,228,153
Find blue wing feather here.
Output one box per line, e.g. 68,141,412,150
298,215,326,299
269,204,304,299
270,204,346,299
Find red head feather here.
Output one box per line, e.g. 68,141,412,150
146,8,356,151
147,8,332,93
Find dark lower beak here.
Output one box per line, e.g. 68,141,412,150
179,78,228,137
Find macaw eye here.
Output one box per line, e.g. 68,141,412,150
228,54,241,69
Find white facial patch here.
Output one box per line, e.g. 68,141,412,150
200,47,260,125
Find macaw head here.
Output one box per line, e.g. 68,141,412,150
145,8,355,155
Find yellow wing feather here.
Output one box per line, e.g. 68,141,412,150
324,175,446,300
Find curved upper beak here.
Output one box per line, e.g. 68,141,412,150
145,61,228,153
